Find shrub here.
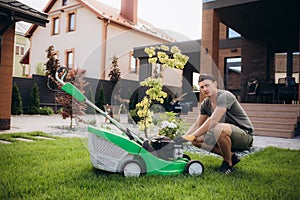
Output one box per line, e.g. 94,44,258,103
95,85,105,111
85,85,95,114
28,83,40,114
38,107,54,115
11,82,23,115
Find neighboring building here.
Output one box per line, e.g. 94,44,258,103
13,22,30,77
25,0,174,81
0,0,48,130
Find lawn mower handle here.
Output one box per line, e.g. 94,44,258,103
55,66,68,86
55,66,146,145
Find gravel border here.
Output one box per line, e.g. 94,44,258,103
48,124,264,158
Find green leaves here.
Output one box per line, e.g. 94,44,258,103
141,77,167,103
136,78,167,132
137,45,189,135
11,82,23,115
144,45,189,69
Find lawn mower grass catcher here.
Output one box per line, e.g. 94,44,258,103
56,67,204,177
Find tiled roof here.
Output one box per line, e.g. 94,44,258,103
0,0,48,26
25,0,173,41
80,0,174,41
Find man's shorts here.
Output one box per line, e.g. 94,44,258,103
204,124,253,151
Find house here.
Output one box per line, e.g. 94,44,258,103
177,0,299,138
0,0,48,130
134,0,300,138
201,0,300,101
25,0,175,81
13,22,31,77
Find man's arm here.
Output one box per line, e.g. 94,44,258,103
184,114,208,136
183,107,226,141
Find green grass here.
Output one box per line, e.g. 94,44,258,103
1,132,300,200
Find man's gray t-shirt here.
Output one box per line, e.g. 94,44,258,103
200,90,254,135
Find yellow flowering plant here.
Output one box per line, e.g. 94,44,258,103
144,45,189,70
136,77,167,137
136,45,189,137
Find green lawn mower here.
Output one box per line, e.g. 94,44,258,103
56,67,204,177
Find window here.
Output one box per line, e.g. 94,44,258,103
52,17,60,35
15,44,25,56
62,0,67,6
226,57,241,73
66,49,74,69
67,12,76,32
224,57,241,90
275,52,299,83
129,52,138,73
227,27,240,38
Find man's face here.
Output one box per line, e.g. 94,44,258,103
199,79,217,97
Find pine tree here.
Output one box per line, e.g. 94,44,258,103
28,83,40,114
95,85,105,111
85,85,95,114
45,45,60,90
108,56,121,83
11,82,23,115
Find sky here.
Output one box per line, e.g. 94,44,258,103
18,0,202,41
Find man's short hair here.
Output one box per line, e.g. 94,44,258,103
198,73,216,83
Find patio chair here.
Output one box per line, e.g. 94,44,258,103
245,80,259,103
278,77,286,84
277,77,297,104
257,79,276,103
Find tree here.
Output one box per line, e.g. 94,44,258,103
136,45,189,137
45,45,87,127
28,83,40,114
45,45,60,90
136,78,167,137
108,55,121,83
55,68,87,127
11,82,23,115
85,85,95,114
95,85,105,111
108,56,122,106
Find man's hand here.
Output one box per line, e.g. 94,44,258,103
182,134,196,142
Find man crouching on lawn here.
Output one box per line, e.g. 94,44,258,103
183,73,254,174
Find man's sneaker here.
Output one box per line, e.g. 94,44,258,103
232,153,240,166
219,161,235,174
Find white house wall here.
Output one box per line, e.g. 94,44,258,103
105,25,167,81
30,0,171,81
75,7,103,78
30,0,103,79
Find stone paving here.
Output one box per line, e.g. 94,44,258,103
1,114,300,150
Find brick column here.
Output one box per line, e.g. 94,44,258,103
298,24,300,103
200,8,220,102
0,24,15,130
